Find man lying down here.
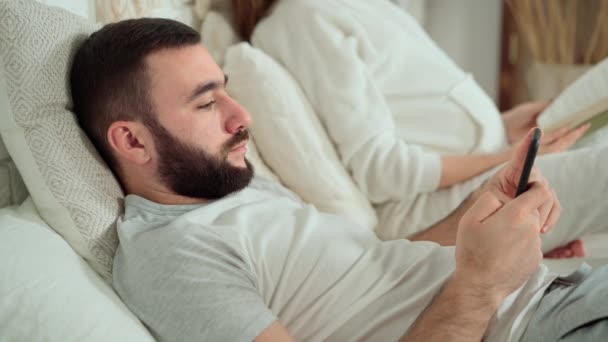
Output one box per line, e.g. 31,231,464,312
69,18,608,342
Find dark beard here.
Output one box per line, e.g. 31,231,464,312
146,118,254,200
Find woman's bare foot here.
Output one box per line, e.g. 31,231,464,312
544,239,586,259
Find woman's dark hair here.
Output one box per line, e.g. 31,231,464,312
69,18,200,171
231,0,278,41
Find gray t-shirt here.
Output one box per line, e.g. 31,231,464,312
112,177,552,342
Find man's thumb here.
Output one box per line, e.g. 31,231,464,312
509,127,542,178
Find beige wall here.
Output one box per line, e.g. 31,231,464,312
425,0,503,103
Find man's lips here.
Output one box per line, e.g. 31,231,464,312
230,139,248,152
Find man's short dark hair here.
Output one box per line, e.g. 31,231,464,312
70,18,201,172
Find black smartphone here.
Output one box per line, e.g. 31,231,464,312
515,127,542,197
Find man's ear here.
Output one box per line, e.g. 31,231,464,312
107,121,152,165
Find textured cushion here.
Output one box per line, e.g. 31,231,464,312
0,48,27,208
0,199,154,342
0,0,123,282
224,43,378,228
0,135,27,207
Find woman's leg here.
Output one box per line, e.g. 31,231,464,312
536,142,608,251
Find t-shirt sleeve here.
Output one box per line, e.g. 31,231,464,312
252,4,442,203
113,229,277,342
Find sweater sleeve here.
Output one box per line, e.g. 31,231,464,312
252,4,441,203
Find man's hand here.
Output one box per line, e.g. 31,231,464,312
403,186,551,342
478,129,561,233
410,130,558,245
454,185,548,301
485,127,586,259
456,128,559,299
502,100,590,154
402,129,560,342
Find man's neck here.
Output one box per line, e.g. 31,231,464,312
127,183,209,206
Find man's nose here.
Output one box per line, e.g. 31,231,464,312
224,96,251,134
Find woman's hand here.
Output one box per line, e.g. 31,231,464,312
537,124,590,155
502,100,551,144
502,100,590,157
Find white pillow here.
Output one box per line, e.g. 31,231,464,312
200,10,240,67
0,0,123,282
224,43,377,228
199,11,279,181
201,0,233,22
0,199,154,342
245,138,280,182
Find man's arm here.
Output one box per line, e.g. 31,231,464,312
401,275,502,342
403,178,553,341
255,276,504,342
254,321,294,342
402,130,559,341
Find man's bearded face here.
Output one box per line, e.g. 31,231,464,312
148,118,254,200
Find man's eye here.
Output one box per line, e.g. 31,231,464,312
197,101,216,110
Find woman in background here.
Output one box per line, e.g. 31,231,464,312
230,0,604,258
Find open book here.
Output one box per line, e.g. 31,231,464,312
538,58,608,136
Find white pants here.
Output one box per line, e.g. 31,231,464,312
375,127,608,252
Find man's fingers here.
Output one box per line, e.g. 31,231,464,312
505,181,552,216
541,189,561,233
538,198,553,232
526,166,543,184
463,191,504,223
509,128,542,178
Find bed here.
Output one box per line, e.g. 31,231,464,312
0,1,606,341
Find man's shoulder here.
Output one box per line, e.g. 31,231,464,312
113,197,255,290
248,176,303,203
114,177,303,268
